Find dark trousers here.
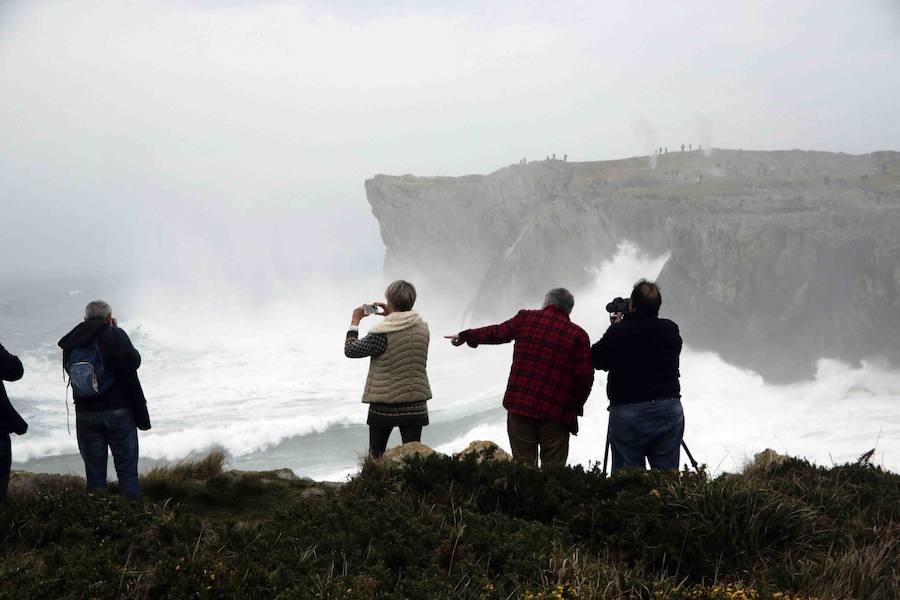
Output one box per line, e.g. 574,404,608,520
0,433,10,502
76,408,140,500
506,412,570,467
369,425,422,458
608,398,684,474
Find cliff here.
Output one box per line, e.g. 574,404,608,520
366,149,900,381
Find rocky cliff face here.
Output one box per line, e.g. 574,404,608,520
366,149,900,381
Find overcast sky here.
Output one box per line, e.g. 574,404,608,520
1,0,898,280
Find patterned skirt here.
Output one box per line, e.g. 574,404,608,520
366,400,429,428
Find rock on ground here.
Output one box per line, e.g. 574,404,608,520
458,440,512,463
8,471,84,499
381,442,439,468
744,448,790,475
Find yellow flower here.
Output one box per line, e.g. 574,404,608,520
650,488,661,497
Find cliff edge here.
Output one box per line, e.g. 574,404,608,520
366,149,900,381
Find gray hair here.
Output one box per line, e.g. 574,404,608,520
385,280,417,312
543,288,574,315
85,300,112,320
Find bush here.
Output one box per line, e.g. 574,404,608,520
0,450,896,599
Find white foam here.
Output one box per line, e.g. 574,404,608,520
434,242,900,474
9,244,899,475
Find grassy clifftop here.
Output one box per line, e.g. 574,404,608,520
1,450,897,599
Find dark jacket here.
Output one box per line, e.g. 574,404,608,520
58,319,151,430
0,343,28,435
590,313,682,406
459,305,594,433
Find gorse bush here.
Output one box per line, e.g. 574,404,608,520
0,451,896,599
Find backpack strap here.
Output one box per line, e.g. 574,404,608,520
63,366,72,435
65,380,72,436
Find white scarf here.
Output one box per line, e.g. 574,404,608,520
369,310,424,334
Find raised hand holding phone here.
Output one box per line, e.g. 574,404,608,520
351,305,367,326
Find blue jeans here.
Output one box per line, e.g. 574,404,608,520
609,398,684,474
76,408,140,500
0,433,10,501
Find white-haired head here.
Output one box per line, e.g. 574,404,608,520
85,300,112,320
543,288,574,315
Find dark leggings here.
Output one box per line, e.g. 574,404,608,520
0,433,11,502
369,425,422,458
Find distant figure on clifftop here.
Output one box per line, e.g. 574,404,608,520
681,144,685,152
0,341,27,503
345,280,432,459
447,289,594,468
58,301,150,501
564,154,568,162
591,280,684,474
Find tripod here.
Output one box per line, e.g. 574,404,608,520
601,421,700,476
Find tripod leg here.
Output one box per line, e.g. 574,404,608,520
602,420,611,476
681,440,699,471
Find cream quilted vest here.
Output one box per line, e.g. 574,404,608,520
362,318,432,404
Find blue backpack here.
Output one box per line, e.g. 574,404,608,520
66,338,115,398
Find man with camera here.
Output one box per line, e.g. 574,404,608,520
447,288,594,467
591,280,684,474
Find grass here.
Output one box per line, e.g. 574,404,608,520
0,450,897,599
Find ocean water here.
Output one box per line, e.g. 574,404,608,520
3,244,898,481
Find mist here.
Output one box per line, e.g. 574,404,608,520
2,0,899,282
1,1,899,477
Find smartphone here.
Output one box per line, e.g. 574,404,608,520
364,304,380,315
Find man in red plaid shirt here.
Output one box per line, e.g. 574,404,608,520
447,288,594,467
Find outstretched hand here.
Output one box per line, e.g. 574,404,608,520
444,335,464,347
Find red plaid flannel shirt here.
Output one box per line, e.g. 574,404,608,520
459,305,594,433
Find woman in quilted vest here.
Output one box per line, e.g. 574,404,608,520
344,280,432,458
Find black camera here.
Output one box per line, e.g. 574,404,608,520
605,297,630,323
605,297,630,313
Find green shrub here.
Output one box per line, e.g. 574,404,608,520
0,450,897,599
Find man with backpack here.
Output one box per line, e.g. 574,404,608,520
59,300,150,500
0,342,28,502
